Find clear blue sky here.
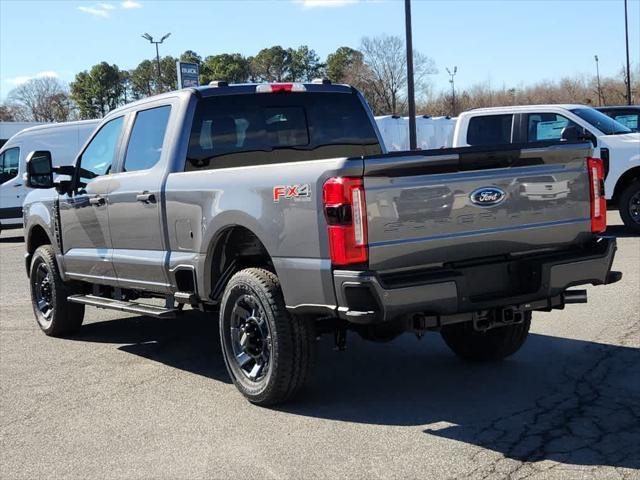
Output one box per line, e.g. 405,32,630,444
1,0,638,99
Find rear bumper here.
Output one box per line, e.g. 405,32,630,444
333,236,619,324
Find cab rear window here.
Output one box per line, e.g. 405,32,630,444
467,114,513,146
186,92,381,170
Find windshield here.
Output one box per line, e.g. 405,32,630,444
570,108,632,135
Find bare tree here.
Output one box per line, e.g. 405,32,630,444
360,34,436,115
0,102,28,121
7,77,75,122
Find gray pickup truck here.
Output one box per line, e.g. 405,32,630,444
23,81,621,405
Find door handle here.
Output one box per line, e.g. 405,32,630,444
136,192,155,204
14,184,22,187
89,196,106,206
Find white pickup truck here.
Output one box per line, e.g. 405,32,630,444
452,105,640,231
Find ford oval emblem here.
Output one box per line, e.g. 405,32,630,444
470,187,506,207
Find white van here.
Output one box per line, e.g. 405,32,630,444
452,105,640,231
0,120,99,233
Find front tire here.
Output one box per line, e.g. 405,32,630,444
441,312,531,361
29,245,85,337
219,268,314,405
618,180,640,233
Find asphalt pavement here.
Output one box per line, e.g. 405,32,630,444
1,212,639,480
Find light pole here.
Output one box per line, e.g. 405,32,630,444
142,32,171,92
404,0,417,150
446,66,457,116
623,0,632,105
594,55,603,106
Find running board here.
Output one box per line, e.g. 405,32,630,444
67,294,179,318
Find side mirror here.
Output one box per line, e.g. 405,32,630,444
561,126,597,147
25,150,54,189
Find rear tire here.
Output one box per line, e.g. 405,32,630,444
618,180,640,233
29,245,85,337
441,312,531,361
219,268,314,405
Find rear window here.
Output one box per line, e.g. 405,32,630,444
466,114,513,146
186,92,381,171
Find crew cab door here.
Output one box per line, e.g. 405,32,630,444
60,116,125,283
107,104,172,292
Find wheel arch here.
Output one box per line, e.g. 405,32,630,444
612,166,640,202
203,223,277,303
25,223,55,277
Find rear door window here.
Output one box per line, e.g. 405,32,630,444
527,113,580,142
186,92,381,170
466,114,513,145
123,105,172,172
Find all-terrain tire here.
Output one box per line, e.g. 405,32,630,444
219,268,315,406
441,312,531,361
618,180,640,233
29,245,85,336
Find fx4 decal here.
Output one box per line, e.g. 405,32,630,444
273,184,311,203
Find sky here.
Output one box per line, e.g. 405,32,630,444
1,0,638,99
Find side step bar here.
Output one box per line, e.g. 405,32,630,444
67,294,180,318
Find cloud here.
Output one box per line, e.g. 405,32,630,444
77,2,139,17
6,71,59,87
78,5,111,17
296,0,358,7
121,0,142,8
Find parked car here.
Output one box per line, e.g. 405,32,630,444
453,105,640,231
0,120,99,233
513,175,570,202
597,105,639,132
22,83,620,405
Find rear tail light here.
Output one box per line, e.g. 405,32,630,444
323,177,368,266
256,83,306,93
588,157,607,233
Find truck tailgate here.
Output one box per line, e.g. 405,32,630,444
363,143,594,272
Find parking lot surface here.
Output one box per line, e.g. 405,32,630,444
1,213,639,480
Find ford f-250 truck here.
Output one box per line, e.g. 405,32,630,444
22,81,621,405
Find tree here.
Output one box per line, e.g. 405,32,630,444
128,60,156,99
71,62,124,119
287,45,324,81
359,34,436,115
159,55,178,92
326,47,363,83
250,46,290,82
7,77,75,122
0,102,27,121
180,50,202,66
201,53,250,84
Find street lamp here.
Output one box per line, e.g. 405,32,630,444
446,66,457,116
142,32,171,92
623,0,631,105
594,55,603,106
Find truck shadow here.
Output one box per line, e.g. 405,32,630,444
72,311,231,384
72,312,639,470
0,234,24,243
284,331,640,470
606,225,640,238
